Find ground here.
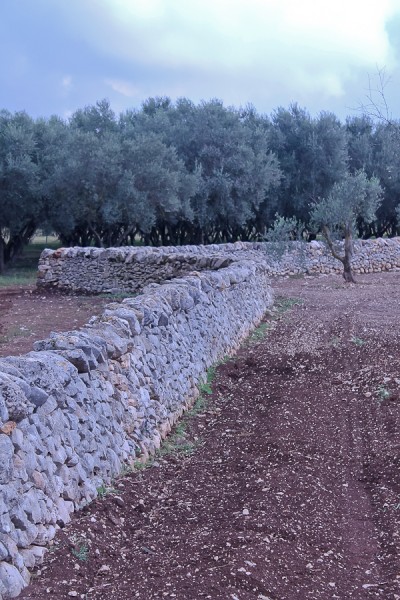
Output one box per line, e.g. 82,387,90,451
0,287,111,357
3,272,400,599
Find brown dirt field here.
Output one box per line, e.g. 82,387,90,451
0,287,111,357
7,272,400,599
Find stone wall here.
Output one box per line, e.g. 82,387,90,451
0,259,272,598
37,238,400,294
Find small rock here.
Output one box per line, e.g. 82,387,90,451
98,564,111,574
0,421,16,435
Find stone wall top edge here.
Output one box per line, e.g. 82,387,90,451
41,237,400,258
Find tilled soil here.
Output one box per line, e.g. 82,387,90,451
13,272,400,599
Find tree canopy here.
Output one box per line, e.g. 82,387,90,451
0,97,399,271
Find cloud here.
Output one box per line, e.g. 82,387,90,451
2,0,400,118
66,0,397,110
61,75,72,90
96,0,398,68
105,78,138,97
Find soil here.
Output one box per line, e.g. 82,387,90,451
0,287,111,358
6,273,400,599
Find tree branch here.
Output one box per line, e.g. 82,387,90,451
322,226,344,264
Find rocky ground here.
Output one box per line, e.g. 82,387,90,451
3,272,400,599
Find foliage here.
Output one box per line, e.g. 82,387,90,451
265,214,305,262
0,96,399,262
0,110,41,271
311,170,382,282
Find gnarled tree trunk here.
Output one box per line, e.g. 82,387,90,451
322,225,356,283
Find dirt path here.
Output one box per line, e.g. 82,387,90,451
16,272,400,599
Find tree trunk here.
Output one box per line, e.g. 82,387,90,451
322,225,356,283
0,237,4,274
342,229,356,283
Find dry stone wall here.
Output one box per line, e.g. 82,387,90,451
37,238,400,294
0,258,272,599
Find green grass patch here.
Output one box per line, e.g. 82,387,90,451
0,271,37,286
350,335,365,347
0,239,61,287
274,296,303,314
249,321,273,341
132,363,219,471
96,291,136,300
245,297,303,345
0,325,33,344
70,538,89,562
96,484,119,499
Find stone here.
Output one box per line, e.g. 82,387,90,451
0,435,14,485
0,421,16,435
0,561,27,597
0,376,32,422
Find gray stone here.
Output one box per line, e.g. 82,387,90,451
0,376,32,422
0,561,27,598
0,436,14,485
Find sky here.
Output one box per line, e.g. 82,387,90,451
1,0,400,121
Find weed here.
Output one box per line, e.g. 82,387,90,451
133,459,150,471
330,336,341,348
70,537,89,562
218,355,232,365
350,336,365,347
377,386,391,401
199,364,217,396
274,297,303,314
186,395,207,417
119,463,134,477
96,484,119,499
249,321,272,341
157,437,198,458
245,297,302,346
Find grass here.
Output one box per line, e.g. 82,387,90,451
0,269,37,287
350,335,365,347
330,335,341,348
132,363,220,471
377,386,391,401
246,297,303,344
97,291,136,300
249,321,273,341
0,325,33,344
70,537,89,562
96,484,119,499
0,238,61,287
274,296,303,314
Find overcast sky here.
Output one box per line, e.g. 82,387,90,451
1,0,400,121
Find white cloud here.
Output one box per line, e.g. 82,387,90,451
88,0,400,106
105,78,138,97
98,0,399,66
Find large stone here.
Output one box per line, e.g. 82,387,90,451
0,436,14,485
0,561,28,598
0,376,32,423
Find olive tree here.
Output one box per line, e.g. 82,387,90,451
310,171,382,282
